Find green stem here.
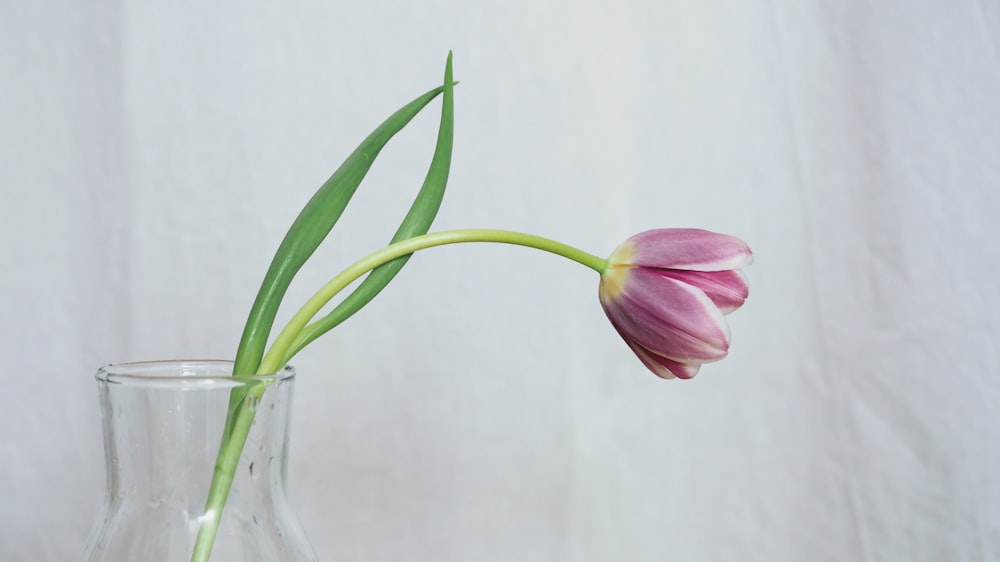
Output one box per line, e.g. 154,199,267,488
191,229,605,562
190,380,269,562
262,229,607,372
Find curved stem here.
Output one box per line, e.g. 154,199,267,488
259,229,607,373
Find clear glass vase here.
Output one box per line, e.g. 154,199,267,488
81,360,318,562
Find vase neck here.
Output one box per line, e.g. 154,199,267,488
98,376,292,504
83,361,316,562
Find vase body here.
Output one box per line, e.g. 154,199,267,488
81,360,318,562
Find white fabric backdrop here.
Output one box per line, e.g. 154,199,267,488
2,1,999,560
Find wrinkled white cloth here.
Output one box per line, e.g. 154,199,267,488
2,1,998,560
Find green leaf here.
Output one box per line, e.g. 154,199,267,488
198,60,456,562
232,82,450,376
279,52,456,364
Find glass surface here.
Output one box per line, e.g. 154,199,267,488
80,360,318,562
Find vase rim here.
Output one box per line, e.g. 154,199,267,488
96,359,295,389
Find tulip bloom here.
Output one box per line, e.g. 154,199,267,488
599,228,752,379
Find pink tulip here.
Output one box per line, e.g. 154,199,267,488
599,228,753,379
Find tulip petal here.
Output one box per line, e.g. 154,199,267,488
625,339,702,379
600,268,731,362
662,269,749,314
620,228,753,272
603,313,685,379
